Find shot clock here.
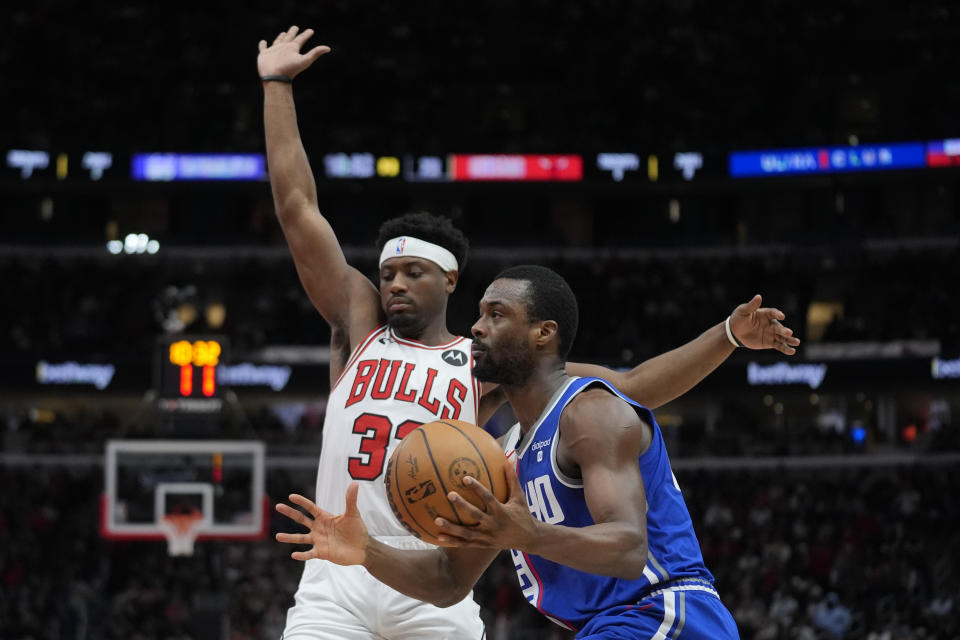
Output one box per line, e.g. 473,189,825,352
155,335,228,413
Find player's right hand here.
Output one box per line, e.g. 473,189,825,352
275,483,368,566
257,25,330,79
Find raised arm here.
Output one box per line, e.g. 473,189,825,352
567,294,800,408
258,26,382,349
275,484,498,608
436,389,651,579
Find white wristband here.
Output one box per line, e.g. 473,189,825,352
724,316,743,348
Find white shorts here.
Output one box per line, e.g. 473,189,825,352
282,537,485,640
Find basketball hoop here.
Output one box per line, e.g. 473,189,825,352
160,510,205,556
102,440,267,551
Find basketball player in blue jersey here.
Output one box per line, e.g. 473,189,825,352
275,265,741,638
262,25,792,639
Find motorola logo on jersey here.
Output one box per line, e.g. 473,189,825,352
441,349,468,366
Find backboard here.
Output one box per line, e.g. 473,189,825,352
101,440,267,554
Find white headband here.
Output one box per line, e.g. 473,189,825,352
379,236,459,273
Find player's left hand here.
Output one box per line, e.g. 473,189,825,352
257,25,331,80
729,294,800,355
434,463,539,551
274,483,369,566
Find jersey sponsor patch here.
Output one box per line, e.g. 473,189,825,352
441,349,468,366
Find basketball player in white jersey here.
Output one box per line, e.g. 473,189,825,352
258,26,799,640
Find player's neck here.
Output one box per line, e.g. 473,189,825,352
504,367,569,433
392,321,455,346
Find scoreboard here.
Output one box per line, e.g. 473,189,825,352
154,335,228,413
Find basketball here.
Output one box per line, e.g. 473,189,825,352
384,419,509,546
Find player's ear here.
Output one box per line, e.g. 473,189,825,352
534,320,559,351
444,269,458,294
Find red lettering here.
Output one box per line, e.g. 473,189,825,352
348,413,392,480
395,419,422,440
417,368,441,415
345,360,378,408
441,379,468,420
370,359,402,400
394,363,417,402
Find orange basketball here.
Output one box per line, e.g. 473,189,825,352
384,419,508,546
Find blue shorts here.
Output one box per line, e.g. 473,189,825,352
576,585,740,639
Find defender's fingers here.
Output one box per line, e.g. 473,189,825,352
289,493,323,518
344,482,360,515
293,27,314,45
306,45,331,61
758,308,787,323
287,25,300,38
772,323,794,338
258,40,267,51
763,307,787,321
772,336,798,354
276,503,312,527
743,294,762,312
291,550,316,562
275,531,312,545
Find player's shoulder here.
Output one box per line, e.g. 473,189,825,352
559,384,652,455
562,384,645,431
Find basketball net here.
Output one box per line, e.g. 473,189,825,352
160,511,204,556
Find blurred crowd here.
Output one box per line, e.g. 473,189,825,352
5,1,960,153
1,463,956,639
4,391,959,460
3,243,958,369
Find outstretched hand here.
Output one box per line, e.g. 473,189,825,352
257,25,330,79
434,463,539,551
275,483,368,565
729,294,801,355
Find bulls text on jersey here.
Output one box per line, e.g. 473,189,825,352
345,358,468,420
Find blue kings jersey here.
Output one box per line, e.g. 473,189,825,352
502,376,714,632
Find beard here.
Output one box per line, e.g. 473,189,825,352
387,312,417,334
472,336,535,386
387,309,422,336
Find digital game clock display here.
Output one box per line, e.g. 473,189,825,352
155,336,228,404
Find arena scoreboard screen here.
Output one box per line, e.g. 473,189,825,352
154,336,228,413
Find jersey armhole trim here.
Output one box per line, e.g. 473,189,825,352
571,377,659,461
550,432,584,489
330,324,387,392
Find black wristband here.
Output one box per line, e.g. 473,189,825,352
260,75,293,84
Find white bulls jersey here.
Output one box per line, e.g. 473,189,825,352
316,324,479,538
